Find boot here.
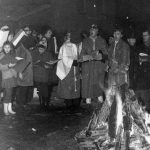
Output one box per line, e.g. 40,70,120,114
8,103,16,115
3,103,9,115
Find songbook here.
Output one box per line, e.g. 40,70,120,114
139,52,150,63
78,55,92,62
12,29,26,47
34,59,60,67
139,53,148,56
46,59,61,65
33,60,43,66
0,30,9,47
78,54,102,62
15,57,24,61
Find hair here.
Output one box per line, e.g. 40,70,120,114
23,25,31,30
41,25,53,35
127,33,136,39
64,31,71,41
113,26,123,34
142,28,150,34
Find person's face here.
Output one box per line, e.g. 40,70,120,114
113,31,122,41
3,44,11,54
24,27,31,36
7,34,14,42
39,37,47,47
38,47,45,54
142,31,150,43
45,30,52,39
90,28,98,37
64,32,71,43
128,38,136,46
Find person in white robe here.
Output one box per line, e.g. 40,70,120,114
56,32,80,112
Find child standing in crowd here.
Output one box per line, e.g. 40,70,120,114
0,41,17,115
32,44,52,109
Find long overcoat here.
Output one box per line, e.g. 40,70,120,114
80,36,108,98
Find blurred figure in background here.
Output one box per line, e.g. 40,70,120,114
135,29,150,112
108,36,114,46
127,33,138,89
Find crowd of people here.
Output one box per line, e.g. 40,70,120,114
0,23,150,118
0,25,58,115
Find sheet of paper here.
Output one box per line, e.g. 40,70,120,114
15,57,24,60
12,29,26,46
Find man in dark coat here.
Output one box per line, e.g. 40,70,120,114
80,25,108,104
135,29,150,111
108,28,130,87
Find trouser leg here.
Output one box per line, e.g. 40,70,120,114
16,86,27,106
26,86,34,104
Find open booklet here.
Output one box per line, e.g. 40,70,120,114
34,59,61,66
46,59,61,65
78,54,102,62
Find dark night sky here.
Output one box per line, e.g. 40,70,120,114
0,0,150,39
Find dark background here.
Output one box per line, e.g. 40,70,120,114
0,0,150,41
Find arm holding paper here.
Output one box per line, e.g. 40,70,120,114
139,53,150,63
78,52,102,62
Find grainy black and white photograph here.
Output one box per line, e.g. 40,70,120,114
0,0,150,149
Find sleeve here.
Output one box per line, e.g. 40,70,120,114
99,39,108,63
13,46,31,73
122,43,130,66
58,46,63,59
73,44,78,60
53,37,58,54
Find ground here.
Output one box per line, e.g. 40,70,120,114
0,99,90,150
